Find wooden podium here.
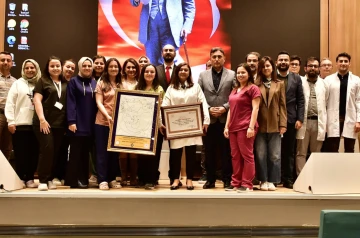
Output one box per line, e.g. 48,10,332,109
0,150,23,191
294,153,360,194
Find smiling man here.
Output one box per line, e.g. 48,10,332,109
0,51,16,161
276,51,305,189
324,52,360,153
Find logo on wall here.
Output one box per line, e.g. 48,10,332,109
7,36,16,45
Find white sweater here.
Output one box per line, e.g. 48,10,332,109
5,78,35,126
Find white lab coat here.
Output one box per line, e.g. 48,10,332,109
296,76,329,141
325,72,360,139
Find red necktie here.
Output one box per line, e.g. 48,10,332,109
165,66,171,84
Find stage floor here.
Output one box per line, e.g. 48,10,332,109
3,180,360,200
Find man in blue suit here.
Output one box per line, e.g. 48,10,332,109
131,0,195,65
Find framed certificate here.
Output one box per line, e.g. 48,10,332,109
108,90,160,155
161,102,204,140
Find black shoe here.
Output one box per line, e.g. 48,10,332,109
170,180,182,187
170,185,179,190
198,174,207,184
252,178,260,185
203,181,215,189
223,181,231,189
283,181,294,189
225,185,236,191
77,181,88,189
187,186,194,190
145,183,155,190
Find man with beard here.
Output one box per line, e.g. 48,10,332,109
198,47,235,189
157,44,176,92
0,51,16,161
276,51,304,189
325,52,360,152
295,57,328,175
320,58,333,79
246,52,260,79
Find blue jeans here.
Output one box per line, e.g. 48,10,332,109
95,124,120,184
254,132,281,183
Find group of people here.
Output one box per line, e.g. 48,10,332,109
0,45,358,192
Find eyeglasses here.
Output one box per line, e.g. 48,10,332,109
320,64,332,68
307,65,319,69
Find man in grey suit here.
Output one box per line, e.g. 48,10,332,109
198,47,235,189
131,0,195,65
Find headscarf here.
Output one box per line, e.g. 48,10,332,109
21,59,41,84
78,57,93,78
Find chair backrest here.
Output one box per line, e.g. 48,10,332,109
319,210,360,238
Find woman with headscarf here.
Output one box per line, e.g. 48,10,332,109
138,55,150,71
5,59,41,188
32,56,67,191
65,57,97,188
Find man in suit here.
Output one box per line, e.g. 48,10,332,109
276,51,305,189
198,47,235,189
156,44,176,92
131,0,195,65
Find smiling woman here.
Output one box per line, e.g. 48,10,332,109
65,57,97,189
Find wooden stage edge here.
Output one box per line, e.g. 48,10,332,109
1,180,360,230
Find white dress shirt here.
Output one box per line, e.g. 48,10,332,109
162,83,210,149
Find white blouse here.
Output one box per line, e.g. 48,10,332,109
162,83,210,149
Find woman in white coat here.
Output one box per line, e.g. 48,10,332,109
162,62,210,190
324,52,360,153
5,59,41,188
296,57,329,175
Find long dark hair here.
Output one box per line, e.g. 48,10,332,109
122,58,140,81
171,62,194,90
101,58,122,92
135,64,160,91
234,63,253,88
43,56,65,82
256,56,279,85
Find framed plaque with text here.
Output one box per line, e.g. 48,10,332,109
161,102,204,140
108,90,160,155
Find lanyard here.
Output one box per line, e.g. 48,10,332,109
53,81,62,99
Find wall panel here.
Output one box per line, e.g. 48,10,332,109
0,0,5,51
329,0,360,75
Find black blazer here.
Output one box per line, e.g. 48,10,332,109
156,64,176,92
284,72,305,124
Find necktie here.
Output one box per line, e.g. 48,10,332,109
165,66,171,84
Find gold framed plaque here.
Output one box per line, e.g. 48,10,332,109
161,102,204,140
108,90,160,155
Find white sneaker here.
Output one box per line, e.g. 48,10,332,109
109,180,122,189
52,178,62,186
60,179,65,186
268,182,276,191
237,186,253,193
48,181,57,190
26,180,38,188
260,182,269,191
38,183,48,191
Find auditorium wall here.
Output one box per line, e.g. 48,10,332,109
0,0,359,76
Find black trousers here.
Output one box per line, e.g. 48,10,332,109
170,145,196,181
12,126,39,181
205,121,232,183
326,120,356,153
138,132,164,184
281,122,296,183
53,135,69,180
65,136,92,187
33,126,65,183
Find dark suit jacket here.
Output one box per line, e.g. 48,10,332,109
256,80,287,133
156,64,176,92
281,72,305,124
